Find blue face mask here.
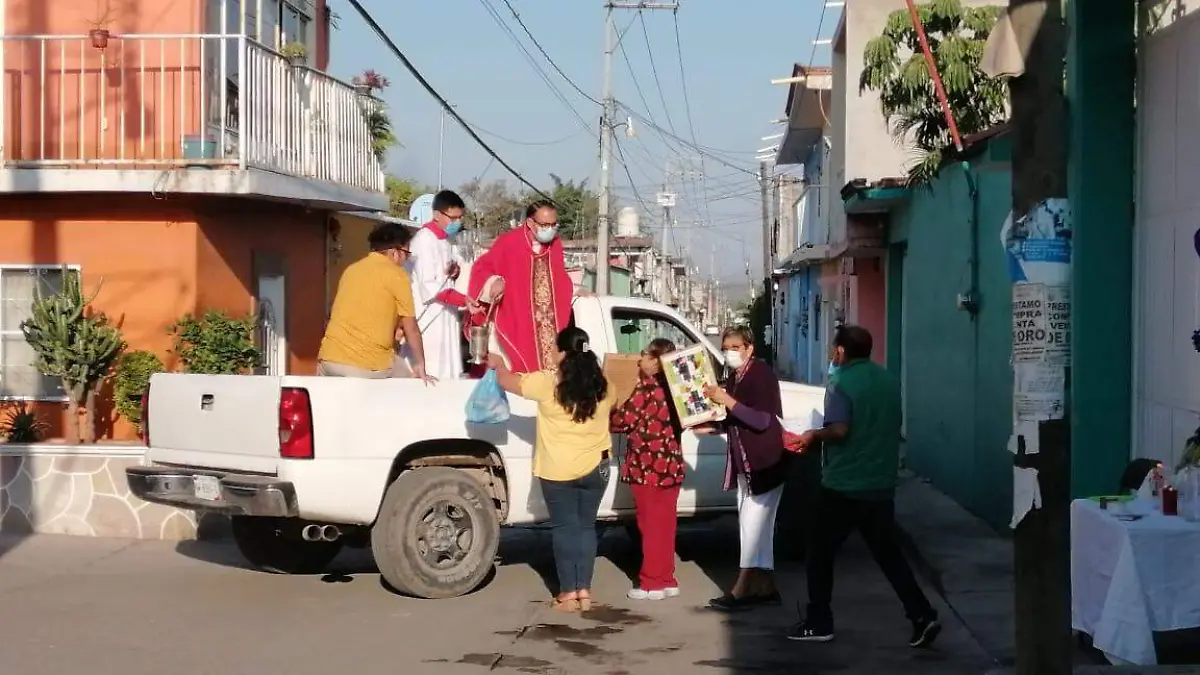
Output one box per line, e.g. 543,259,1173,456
443,220,463,237
827,360,839,378
535,226,558,244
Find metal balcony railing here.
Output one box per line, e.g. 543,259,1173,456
0,34,384,193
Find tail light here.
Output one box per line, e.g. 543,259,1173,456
139,392,151,445
278,387,315,459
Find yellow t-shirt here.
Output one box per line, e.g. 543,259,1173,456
520,371,617,481
319,252,416,372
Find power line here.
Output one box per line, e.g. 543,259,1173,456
497,0,604,107
344,0,550,199
672,11,716,242
638,10,677,136
474,0,595,134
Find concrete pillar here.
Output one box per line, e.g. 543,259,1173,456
1067,0,1136,498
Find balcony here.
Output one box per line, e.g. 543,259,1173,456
0,33,385,210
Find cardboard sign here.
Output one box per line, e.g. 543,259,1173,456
603,353,642,406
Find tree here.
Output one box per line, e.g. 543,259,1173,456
547,174,599,241
21,274,125,443
386,176,432,217
859,0,1006,185
353,69,399,162
459,179,524,238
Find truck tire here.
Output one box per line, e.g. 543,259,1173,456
230,516,343,574
372,467,501,599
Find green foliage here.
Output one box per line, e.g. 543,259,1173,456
280,42,307,60
1180,425,1200,471
859,0,1006,185
21,272,125,443
354,69,399,162
547,174,599,241
386,176,433,217
1,402,47,443
113,350,164,427
171,311,260,375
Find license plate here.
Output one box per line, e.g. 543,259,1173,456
193,475,221,502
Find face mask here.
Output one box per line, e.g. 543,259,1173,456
827,360,839,378
724,350,745,370
443,220,463,237
534,226,558,244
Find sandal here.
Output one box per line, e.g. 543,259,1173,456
551,597,581,612
577,593,593,612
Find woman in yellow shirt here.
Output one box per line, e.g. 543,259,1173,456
493,326,616,612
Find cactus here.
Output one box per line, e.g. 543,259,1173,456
20,272,126,443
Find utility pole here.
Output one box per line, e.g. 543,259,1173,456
598,1,679,296
1007,1,1071,674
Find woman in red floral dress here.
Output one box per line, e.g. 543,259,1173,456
610,338,685,601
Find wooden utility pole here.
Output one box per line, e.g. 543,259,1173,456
1008,1,1072,673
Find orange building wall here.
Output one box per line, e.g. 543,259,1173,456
0,194,329,442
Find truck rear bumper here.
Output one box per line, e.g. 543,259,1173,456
126,466,299,517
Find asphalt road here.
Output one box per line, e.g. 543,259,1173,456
0,520,994,675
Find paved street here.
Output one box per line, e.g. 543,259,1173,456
0,520,992,675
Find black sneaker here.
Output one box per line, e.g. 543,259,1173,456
909,617,941,648
707,594,755,612
786,620,834,643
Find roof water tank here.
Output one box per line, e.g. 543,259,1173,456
616,207,640,237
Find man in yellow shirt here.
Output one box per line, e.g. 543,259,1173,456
319,223,434,382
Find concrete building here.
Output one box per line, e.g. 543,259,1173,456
0,0,386,440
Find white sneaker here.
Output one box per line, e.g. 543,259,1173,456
627,588,666,601
663,586,681,598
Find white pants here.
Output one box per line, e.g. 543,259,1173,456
736,473,784,570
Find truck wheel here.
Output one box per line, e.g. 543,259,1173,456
230,516,343,574
372,467,501,599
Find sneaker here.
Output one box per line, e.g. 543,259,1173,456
909,617,941,648
786,619,834,643
663,586,680,598
707,594,755,612
627,588,666,601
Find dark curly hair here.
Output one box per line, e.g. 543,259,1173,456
555,326,608,423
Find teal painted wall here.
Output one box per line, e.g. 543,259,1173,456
582,268,632,297
888,143,1015,529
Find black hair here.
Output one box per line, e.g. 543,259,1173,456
368,222,413,252
644,338,676,359
833,324,873,360
433,190,465,213
554,326,608,424
525,199,558,220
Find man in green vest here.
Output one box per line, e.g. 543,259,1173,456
786,325,940,648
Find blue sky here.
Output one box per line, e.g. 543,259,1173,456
329,0,827,285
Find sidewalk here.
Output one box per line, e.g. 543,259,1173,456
893,473,1200,674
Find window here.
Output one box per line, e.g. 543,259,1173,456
0,267,69,400
611,308,699,356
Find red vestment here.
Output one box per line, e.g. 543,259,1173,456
468,227,573,373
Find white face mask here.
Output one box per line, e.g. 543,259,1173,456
724,350,745,370
534,225,558,244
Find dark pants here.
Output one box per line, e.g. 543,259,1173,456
632,484,680,591
539,463,609,594
805,487,935,626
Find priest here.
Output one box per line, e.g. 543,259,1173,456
468,199,586,373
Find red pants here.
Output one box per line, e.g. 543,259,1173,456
632,484,681,591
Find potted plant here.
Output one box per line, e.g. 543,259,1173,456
86,0,115,49
281,42,308,67
89,27,111,49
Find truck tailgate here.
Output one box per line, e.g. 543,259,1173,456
145,373,283,474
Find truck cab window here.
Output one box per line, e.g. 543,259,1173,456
611,309,698,355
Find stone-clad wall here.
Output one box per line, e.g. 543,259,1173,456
0,446,203,539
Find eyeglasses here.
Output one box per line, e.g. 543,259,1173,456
532,219,558,228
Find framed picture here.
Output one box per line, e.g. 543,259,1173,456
659,344,726,428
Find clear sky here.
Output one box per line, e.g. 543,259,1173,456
328,0,828,288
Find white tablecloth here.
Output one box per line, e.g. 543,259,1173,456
1071,498,1200,665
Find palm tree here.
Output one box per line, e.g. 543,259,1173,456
859,0,1007,186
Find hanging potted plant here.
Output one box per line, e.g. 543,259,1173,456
89,27,111,49
86,0,115,49
281,42,308,67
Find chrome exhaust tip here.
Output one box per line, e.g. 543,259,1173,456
319,524,341,542
301,524,322,541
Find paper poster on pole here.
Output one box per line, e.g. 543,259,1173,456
1014,362,1066,421
1011,283,1071,364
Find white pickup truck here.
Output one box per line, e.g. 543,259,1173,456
127,295,823,599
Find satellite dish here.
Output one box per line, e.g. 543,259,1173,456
408,193,435,224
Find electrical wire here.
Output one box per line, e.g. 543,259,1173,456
497,0,603,107
638,10,677,136
474,0,595,134
344,0,550,199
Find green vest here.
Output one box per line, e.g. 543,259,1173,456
822,359,903,495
